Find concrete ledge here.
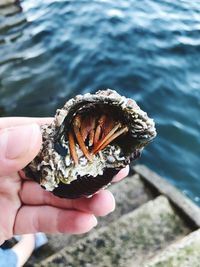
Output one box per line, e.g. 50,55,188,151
38,196,190,267
144,229,200,267
134,165,200,228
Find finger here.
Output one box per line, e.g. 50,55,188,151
14,205,97,235
0,117,53,129
0,194,19,242
0,124,42,176
112,165,129,183
20,181,115,216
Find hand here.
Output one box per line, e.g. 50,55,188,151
0,117,129,245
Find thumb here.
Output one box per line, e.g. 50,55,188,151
0,124,42,176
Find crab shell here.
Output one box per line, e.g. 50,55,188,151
25,89,156,199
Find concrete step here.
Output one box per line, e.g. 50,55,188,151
37,196,191,267
26,174,154,266
134,165,200,228
143,229,200,267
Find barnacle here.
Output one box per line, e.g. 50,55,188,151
25,89,156,198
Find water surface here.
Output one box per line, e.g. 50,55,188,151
0,0,200,203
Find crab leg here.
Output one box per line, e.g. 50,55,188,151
93,125,101,146
92,122,121,154
80,118,89,142
93,126,128,155
88,117,96,146
68,131,78,164
93,115,106,145
81,116,96,146
73,115,93,161
80,116,93,141
101,117,115,139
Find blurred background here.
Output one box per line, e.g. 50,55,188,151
0,0,199,204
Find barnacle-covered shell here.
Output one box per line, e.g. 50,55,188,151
25,89,156,199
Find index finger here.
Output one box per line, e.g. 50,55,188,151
0,117,53,129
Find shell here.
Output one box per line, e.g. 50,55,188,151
25,89,156,199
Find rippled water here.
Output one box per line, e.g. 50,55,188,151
0,0,200,204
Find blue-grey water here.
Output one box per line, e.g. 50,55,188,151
0,0,200,204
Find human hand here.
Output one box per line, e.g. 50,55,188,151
0,117,129,245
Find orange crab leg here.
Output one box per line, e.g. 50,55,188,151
73,115,93,161
88,117,96,146
93,126,128,155
80,116,92,141
93,115,106,145
93,125,101,146
68,131,78,164
80,119,88,142
101,117,115,139
80,116,96,147
92,122,121,154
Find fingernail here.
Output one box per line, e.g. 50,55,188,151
93,217,98,227
110,194,116,213
0,124,40,160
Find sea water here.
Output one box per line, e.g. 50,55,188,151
0,0,200,204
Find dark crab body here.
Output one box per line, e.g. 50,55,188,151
25,89,156,199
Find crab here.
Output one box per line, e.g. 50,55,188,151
68,113,128,164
